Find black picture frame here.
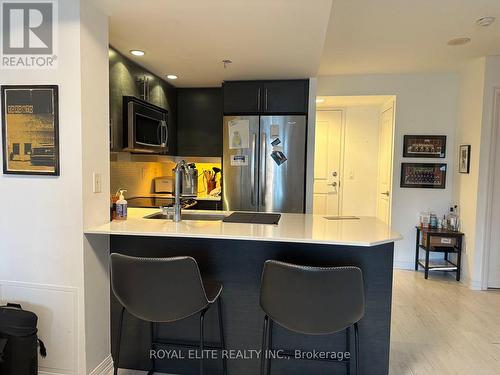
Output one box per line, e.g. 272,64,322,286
400,163,447,189
1,85,60,176
403,135,447,158
459,145,471,174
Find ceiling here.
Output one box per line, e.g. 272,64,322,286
319,0,500,75
93,0,333,87
92,0,500,87
316,95,394,108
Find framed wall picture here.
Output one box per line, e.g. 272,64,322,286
1,85,60,176
401,163,447,189
459,145,471,174
403,135,447,158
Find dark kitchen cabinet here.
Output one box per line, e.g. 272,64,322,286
263,80,309,113
222,81,262,114
177,88,223,157
223,79,309,114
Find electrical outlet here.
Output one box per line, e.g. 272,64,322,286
93,172,102,193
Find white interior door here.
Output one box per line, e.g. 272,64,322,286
313,110,343,215
488,92,500,288
376,101,395,224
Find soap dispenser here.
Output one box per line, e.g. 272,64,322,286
115,189,128,220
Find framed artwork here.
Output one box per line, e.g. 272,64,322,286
459,145,471,174
401,163,447,189
403,135,447,158
1,85,59,176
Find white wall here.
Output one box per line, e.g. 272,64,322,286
317,73,459,268
453,58,486,288
341,106,380,216
454,55,500,288
81,0,112,372
0,1,111,373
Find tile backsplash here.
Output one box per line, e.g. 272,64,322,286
110,161,174,198
110,158,222,198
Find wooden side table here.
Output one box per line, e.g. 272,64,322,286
415,226,464,280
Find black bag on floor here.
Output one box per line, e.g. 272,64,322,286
0,303,47,375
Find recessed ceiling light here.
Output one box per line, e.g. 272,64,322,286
166,74,178,80
130,50,145,56
447,37,471,46
316,98,325,103
476,17,496,27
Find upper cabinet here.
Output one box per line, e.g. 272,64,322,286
222,81,262,114
223,79,309,114
177,88,223,157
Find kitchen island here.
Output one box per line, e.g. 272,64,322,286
85,208,401,375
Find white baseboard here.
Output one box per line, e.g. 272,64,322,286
89,354,114,375
468,279,483,290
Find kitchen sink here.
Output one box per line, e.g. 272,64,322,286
145,212,227,221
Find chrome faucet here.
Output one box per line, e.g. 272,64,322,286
173,160,188,222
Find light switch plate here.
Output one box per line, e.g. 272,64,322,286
93,172,102,193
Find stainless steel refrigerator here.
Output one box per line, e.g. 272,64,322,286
222,115,307,213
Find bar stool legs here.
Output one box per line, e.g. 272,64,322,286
260,315,269,375
346,326,351,375
267,319,273,375
260,315,360,375
199,308,207,375
113,304,226,375
354,322,360,375
148,322,156,375
113,306,125,375
217,298,228,375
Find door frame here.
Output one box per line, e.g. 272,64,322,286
314,108,346,215
376,99,396,226
482,87,500,289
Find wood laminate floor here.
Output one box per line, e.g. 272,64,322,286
118,269,500,375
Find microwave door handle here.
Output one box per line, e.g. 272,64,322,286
160,120,167,147
163,121,168,148
157,122,162,145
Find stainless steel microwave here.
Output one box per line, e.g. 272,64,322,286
123,96,169,153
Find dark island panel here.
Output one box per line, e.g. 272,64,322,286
110,235,394,375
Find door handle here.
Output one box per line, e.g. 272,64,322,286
257,88,261,111
381,191,390,196
328,182,337,187
265,89,268,111
251,133,257,205
261,133,267,206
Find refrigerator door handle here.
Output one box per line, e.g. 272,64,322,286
251,133,257,205
261,132,267,206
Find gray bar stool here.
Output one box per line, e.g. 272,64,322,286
259,260,365,375
110,253,227,375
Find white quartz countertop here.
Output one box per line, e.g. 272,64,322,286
85,208,402,247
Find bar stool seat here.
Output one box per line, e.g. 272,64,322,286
110,253,227,375
259,260,365,375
